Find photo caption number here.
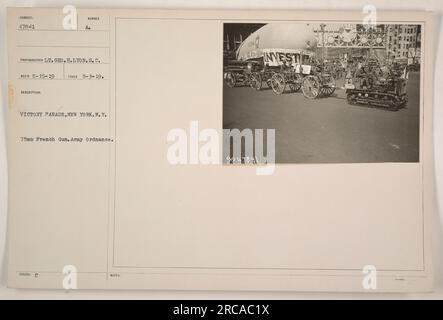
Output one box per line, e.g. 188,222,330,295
172,304,270,318
217,304,270,316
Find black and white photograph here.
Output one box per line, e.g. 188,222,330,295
223,22,422,163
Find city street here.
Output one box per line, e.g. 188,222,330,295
223,72,420,163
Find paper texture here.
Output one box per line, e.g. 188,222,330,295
6,8,435,291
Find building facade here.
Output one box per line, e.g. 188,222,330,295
386,24,421,62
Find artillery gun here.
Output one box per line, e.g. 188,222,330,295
300,61,336,99
345,62,408,110
323,59,345,80
248,48,314,95
223,60,261,88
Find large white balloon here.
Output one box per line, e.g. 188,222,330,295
236,23,318,60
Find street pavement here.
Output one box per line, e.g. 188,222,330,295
223,72,420,163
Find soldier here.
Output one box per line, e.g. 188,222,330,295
345,66,353,87
355,64,375,89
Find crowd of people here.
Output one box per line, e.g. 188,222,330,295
317,56,415,90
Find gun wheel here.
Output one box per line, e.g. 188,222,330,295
224,72,236,88
322,86,335,96
288,73,302,92
250,72,263,91
301,76,320,99
270,73,286,95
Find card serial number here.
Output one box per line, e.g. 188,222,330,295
173,304,270,318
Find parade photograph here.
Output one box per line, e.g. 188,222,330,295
223,22,422,163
